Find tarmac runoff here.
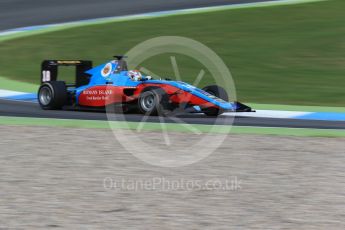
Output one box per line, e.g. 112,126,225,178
0,0,328,41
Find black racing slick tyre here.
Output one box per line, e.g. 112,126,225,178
138,88,170,116
202,85,229,101
202,85,229,116
38,81,67,110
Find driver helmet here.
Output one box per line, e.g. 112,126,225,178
128,70,142,81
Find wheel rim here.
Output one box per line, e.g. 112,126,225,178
140,92,156,112
39,86,52,106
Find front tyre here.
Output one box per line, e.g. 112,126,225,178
138,88,170,116
201,85,229,116
202,85,229,101
38,81,67,110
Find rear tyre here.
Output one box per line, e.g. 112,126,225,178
38,81,67,110
138,88,170,116
202,85,229,116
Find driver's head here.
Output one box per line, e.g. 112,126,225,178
128,70,142,81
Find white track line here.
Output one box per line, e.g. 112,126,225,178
0,89,31,97
224,110,312,119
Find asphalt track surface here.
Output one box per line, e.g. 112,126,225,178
1,99,344,129
0,0,279,31
1,0,343,129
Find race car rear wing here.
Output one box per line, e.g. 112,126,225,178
41,60,93,87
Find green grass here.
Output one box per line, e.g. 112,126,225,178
0,116,344,137
247,103,345,113
0,76,38,92
0,0,344,107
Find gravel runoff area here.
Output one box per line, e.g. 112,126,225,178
0,125,344,229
